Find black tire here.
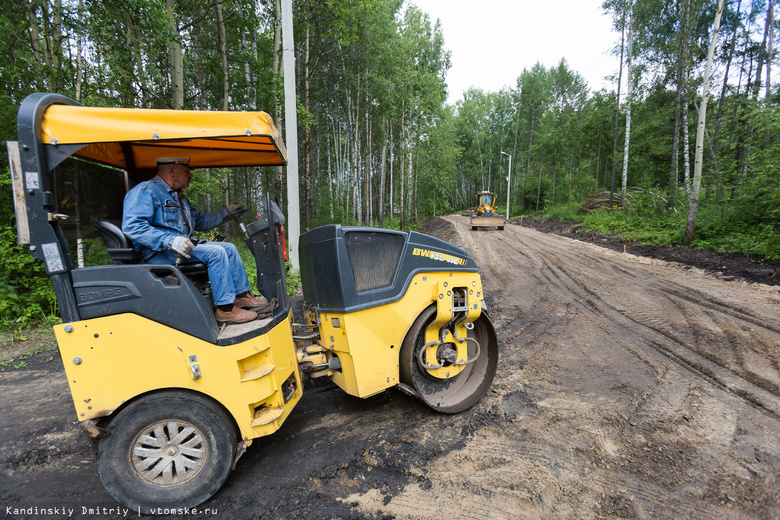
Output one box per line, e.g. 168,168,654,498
96,391,237,514
400,305,498,414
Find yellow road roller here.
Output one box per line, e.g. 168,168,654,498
9,93,498,513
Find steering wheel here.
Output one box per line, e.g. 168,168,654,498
222,207,247,223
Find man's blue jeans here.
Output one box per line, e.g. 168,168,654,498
147,242,252,306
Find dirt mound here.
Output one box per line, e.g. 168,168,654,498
420,216,464,249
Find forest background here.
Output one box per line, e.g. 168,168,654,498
0,0,777,331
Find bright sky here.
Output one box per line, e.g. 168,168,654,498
409,0,622,104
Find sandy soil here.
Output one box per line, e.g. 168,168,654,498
514,216,779,287
1,216,779,519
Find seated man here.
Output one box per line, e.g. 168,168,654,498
122,157,267,324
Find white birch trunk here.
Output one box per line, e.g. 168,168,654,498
684,0,725,246
683,101,692,198
75,0,83,100
389,126,394,217
406,150,413,221
766,0,775,98
244,37,252,109
414,152,418,221
351,85,361,223
328,131,334,219
252,32,258,108
621,20,633,206
399,108,405,228
621,118,631,200
379,119,387,225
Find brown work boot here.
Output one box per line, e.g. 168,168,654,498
234,294,268,310
215,305,257,324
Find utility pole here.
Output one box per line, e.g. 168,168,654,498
501,151,512,219
281,0,300,269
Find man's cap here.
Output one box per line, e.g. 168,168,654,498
155,157,190,165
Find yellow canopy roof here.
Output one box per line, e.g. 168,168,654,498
40,105,287,170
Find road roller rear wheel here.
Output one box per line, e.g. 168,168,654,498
399,305,498,413
96,391,237,513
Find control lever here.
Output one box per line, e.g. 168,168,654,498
175,237,201,266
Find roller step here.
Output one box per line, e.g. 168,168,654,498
240,364,275,382
251,406,284,427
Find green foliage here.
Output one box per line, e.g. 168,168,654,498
416,106,461,217
0,323,59,366
235,239,301,297
237,242,259,290
0,173,58,331
693,206,780,261
188,169,228,208
284,261,301,296
372,216,420,232
544,206,582,222
688,103,780,261
558,187,779,260
573,188,688,245
0,238,58,331
80,238,111,267
583,206,686,245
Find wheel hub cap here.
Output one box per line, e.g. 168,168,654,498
131,420,208,487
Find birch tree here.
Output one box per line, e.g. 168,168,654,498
621,11,634,206
683,0,725,246
620,95,632,204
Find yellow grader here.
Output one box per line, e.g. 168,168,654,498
8,93,499,512
470,191,505,230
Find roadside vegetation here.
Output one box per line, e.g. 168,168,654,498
536,186,779,261
0,324,58,370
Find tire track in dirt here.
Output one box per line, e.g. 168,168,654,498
448,215,780,418
454,217,563,363
436,215,780,519
559,243,780,413
335,216,780,520
579,253,780,401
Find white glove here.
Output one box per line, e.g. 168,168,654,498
170,236,194,258
228,200,244,212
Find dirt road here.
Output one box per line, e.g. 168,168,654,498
2,216,779,519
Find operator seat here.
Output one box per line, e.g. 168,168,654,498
94,220,209,285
